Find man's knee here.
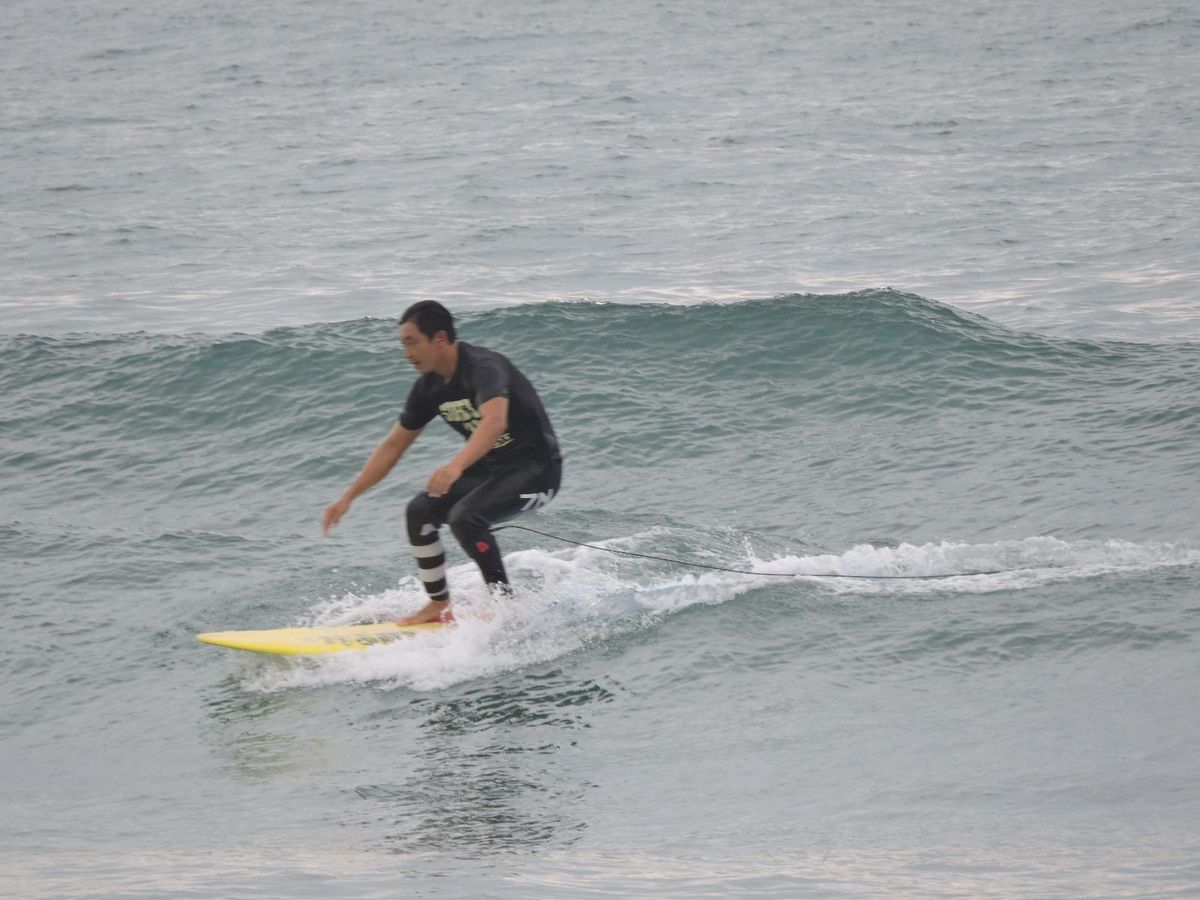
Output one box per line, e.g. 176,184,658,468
406,493,443,542
447,504,486,542
407,491,433,520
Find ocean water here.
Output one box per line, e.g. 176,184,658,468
3,1,1199,898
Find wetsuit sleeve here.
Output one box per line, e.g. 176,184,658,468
398,379,437,431
471,357,512,407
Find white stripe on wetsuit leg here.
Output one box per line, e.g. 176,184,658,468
412,523,448,599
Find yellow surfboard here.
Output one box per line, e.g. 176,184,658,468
197,621,450,656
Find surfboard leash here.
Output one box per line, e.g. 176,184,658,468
493,523,1011,580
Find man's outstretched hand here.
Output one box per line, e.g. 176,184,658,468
323,496,352,535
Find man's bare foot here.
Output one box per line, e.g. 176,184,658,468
394,600,455,626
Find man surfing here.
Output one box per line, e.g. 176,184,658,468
322,301,562,624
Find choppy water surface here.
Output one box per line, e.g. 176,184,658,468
3,0,1198,339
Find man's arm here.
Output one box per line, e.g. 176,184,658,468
323,423,422,534
426,396,509,497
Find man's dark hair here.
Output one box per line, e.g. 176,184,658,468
400,300,457,343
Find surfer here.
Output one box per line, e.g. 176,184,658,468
322,301,562,624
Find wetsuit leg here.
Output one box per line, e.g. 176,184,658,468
405,492,454,601
405,469,490,602
446,459,562,594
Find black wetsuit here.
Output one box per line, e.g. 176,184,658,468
398,342,561,600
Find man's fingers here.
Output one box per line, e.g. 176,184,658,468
323,502,345,534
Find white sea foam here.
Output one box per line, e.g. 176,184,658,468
755,536,1200,595
244,533,1200,693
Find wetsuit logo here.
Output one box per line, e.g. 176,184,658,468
438,399,513,449
519,489,555,511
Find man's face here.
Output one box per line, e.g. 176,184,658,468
398,320,444,374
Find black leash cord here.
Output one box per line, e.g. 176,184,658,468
493,523,1010,580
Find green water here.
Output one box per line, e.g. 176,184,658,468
3,294,1199,896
